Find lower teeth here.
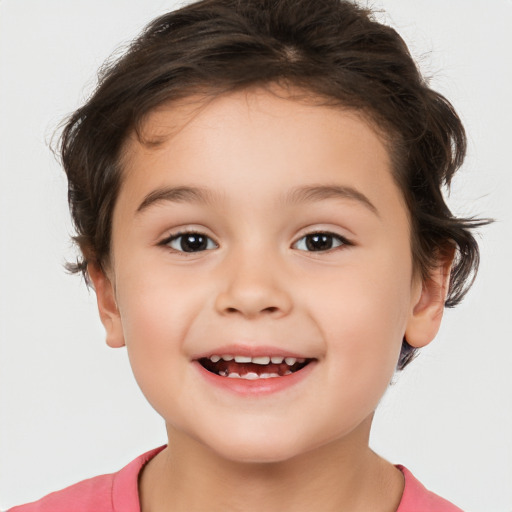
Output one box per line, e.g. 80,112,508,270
220,371,291,379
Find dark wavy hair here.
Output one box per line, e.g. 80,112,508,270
58,0,489,369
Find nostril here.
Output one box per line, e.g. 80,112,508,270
224,306,279,314
215,287,293,318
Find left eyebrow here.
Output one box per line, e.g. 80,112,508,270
283,185,379,216
136,185,219,214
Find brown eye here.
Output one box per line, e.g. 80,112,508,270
294,233,347,252
167,233,217,253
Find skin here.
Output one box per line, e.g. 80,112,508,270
89,87,451,511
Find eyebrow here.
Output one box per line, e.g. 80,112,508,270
136,184,379,216
284,185,379,216
136,186,218,213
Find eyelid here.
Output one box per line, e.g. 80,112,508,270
157,225,217,244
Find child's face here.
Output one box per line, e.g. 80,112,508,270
92,88,444,463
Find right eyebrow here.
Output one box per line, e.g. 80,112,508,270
136,186,217,214
283,184,380,217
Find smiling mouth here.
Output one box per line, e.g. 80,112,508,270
198,355,313,380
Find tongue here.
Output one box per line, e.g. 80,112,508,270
223,361,289,376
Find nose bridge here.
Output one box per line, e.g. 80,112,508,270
214,240,292,318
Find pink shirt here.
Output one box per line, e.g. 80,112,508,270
8,447,463,511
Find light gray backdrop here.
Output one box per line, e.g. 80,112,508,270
1,1,511,510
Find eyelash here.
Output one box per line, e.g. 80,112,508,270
159,230,352,254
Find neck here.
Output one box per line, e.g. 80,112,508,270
139,419,404,512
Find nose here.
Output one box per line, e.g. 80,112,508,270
214,249,293,319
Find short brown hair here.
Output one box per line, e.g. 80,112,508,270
59,0,489,369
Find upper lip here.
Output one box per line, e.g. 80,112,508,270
191,344,313,360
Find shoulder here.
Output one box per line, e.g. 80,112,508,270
396,465,464,512
6,473,115,512
7,446,166,512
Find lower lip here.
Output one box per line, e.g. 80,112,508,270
193,360,317,396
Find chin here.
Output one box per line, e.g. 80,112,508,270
202,428,314,465
215,443,303,464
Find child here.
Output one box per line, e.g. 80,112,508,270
8,0,489,510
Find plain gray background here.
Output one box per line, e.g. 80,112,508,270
1,1,511,510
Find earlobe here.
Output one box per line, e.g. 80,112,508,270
405,254,453,349
88,263,125,348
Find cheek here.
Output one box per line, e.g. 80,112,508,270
310,254,413,385
116,262,205,341
114,272,200,403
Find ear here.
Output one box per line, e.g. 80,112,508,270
405,250,454,348
88,263,125,348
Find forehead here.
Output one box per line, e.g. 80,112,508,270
118,87,406,221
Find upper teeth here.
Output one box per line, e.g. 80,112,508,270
208,355,304,365
234,355,252,363
251,356,270,364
